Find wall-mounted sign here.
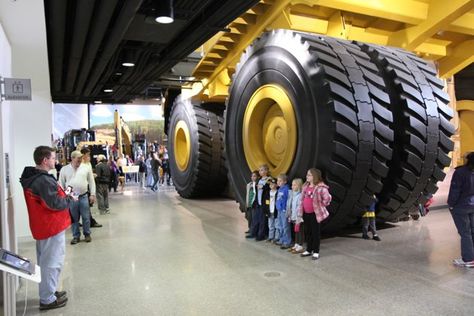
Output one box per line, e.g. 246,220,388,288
2,78,32,101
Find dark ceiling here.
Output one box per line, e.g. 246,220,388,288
44,0,259,104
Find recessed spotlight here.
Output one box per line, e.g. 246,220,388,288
122,62,135,67
115,72,122,76
104,89,113,93
155,16,173,24
94,100,102,104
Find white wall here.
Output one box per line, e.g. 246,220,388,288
0,0,53,238
0,20,13,248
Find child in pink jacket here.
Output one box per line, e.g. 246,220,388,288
299,168,331,260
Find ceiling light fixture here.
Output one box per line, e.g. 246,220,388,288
121,50,136,67
94,100,102,104
104,89,113,93
155,0,174,24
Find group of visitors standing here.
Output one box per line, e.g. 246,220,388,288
244,165,383,261
106,149,171,193
245,165,332,260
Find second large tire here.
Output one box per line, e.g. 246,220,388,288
225,30,394,231
168,96,227,198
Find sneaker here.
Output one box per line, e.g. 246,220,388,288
55,291,67,299
373,235,381,241
84,235,92,243
300,251,312,257
70,238,80,245
39,297,68,310
275,242,282,246
466,261,474,268
293,245,304,254
91,222,103,228
453,258,474,267
245,235,255,239
312,253,320,260
362,234,370,240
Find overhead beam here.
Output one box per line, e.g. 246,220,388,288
388,0,474,50
294,0,428,25
438,40,474,78
448,11,474,35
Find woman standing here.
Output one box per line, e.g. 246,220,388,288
145,153,154,187
448,152,474,268
299,168,331,260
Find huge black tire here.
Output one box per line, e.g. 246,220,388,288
168,96,227,198
225,30,394,231
357,43,455,220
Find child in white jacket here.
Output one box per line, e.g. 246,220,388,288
287,178,304,253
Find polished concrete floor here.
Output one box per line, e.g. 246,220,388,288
17,184,474,315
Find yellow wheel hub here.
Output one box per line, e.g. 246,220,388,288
174,120,191,171
243,84,297,175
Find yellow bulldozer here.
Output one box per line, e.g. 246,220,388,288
163,0,474,231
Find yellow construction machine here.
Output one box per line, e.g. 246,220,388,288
163,0,474,231
113,110,133,158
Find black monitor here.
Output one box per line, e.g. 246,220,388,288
0,248,35,275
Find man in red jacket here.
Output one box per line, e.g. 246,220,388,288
20,146,73,310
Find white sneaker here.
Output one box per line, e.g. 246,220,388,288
312,253,320,260
453,258,468,266
300,251,312,257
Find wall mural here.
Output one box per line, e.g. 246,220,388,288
89,104,165,145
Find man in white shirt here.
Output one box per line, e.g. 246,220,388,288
59,150,96,244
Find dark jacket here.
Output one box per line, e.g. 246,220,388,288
151,158,161,173
138,161,146,173
95,162,110,184
448,165,474,209
258,177,271,216
20,167,72,240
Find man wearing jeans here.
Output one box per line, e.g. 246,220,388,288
59,150,96,244
20,146,73,310
448,152,474,268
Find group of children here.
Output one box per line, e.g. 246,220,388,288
245,164,381,261
245,165,332,260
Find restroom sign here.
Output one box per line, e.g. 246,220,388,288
2,78,32,101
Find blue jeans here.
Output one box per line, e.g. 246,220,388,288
451,207,474,262
70,195,91,238
278,210,291,246
36,231,65,304
268,214,278,240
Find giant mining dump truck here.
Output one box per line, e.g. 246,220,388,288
163,0,473,232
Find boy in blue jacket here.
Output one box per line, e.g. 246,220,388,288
276,174,291,248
